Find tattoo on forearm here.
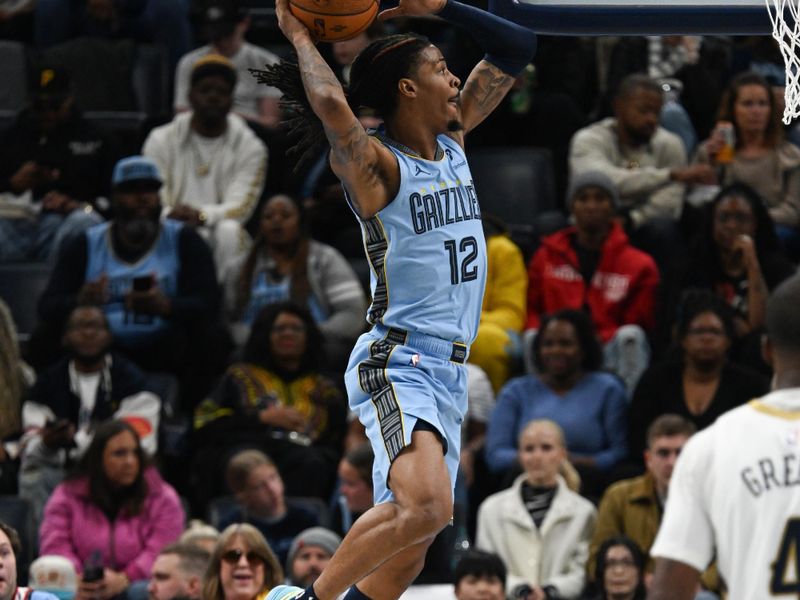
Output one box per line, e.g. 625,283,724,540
295,41,341,95
462,62,514,119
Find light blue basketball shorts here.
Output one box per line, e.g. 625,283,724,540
344,324,469,505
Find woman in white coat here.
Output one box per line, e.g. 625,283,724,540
476,419,596,599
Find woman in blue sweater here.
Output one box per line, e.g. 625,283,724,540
485,310,628,496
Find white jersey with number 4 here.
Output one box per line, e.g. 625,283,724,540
651,388,800,598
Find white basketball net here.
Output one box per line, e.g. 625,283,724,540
767,0,800,123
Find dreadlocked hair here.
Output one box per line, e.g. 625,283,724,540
249,33,430,172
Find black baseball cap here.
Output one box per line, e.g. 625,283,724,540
203,0,245,39
34,65,72,98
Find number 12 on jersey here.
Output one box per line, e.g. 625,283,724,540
444,236,479,285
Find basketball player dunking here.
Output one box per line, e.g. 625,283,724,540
648,275,800,600
260,0,536,599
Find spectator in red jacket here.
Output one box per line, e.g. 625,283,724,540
526,171,660,392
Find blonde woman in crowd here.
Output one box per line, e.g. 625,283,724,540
476,420,596,600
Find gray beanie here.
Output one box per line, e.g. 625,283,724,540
567,171,619,209
286,527,342,571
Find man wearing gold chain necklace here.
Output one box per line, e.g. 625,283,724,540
144,54,267,278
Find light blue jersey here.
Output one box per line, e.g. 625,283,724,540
353,133,487,345
85,219,182,348
344,132,487,505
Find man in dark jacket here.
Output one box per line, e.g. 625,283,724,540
19,303,160,525
0,66,115,262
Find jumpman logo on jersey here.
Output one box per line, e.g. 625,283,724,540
414,164,431,176
444,148,453,161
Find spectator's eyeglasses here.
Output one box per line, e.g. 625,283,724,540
221,548,264,566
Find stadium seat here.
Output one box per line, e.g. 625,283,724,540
0,262,53,344
466,146,557,258
0,41,30,113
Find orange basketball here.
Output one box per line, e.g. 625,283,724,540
289,0,379,42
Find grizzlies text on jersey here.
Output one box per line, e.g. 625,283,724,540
347,132,487,346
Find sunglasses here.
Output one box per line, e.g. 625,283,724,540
221,548,264,566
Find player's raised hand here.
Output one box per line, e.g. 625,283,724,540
379,0,448,21
274,0,314,43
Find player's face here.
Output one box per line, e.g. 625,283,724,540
290,546,332,587
148,554,190,600
681,311,730,368
518,422,566,487
616,87,662,145
261,195,301,247
338,460,373,513
712,195,756,250
733,83,772,136
603,545,639,597
538,319,583,378
571,185,615,233
409,45,462,132
239,463,285,518
454,574,505,600
269,312,308,364
645,434,689,493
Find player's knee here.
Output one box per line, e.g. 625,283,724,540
400,493,452,537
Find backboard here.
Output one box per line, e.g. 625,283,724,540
500,0,772,35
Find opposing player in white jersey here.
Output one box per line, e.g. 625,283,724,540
648,274,800,599
254,0,536,598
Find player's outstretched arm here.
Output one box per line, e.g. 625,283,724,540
274,0,393,218
647,558,701,600
380,0,536,139
438,0,537,135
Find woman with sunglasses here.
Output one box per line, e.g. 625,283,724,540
39,420,184,600
628,291,768,460
203,523,283,600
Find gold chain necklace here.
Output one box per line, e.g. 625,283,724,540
189,130,226,177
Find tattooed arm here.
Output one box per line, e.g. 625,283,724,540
457,60,515,138
275,0,397,219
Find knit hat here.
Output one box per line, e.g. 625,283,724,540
191,54,237,89
286,527,342,572
566,170,619,209
29,555,78,600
